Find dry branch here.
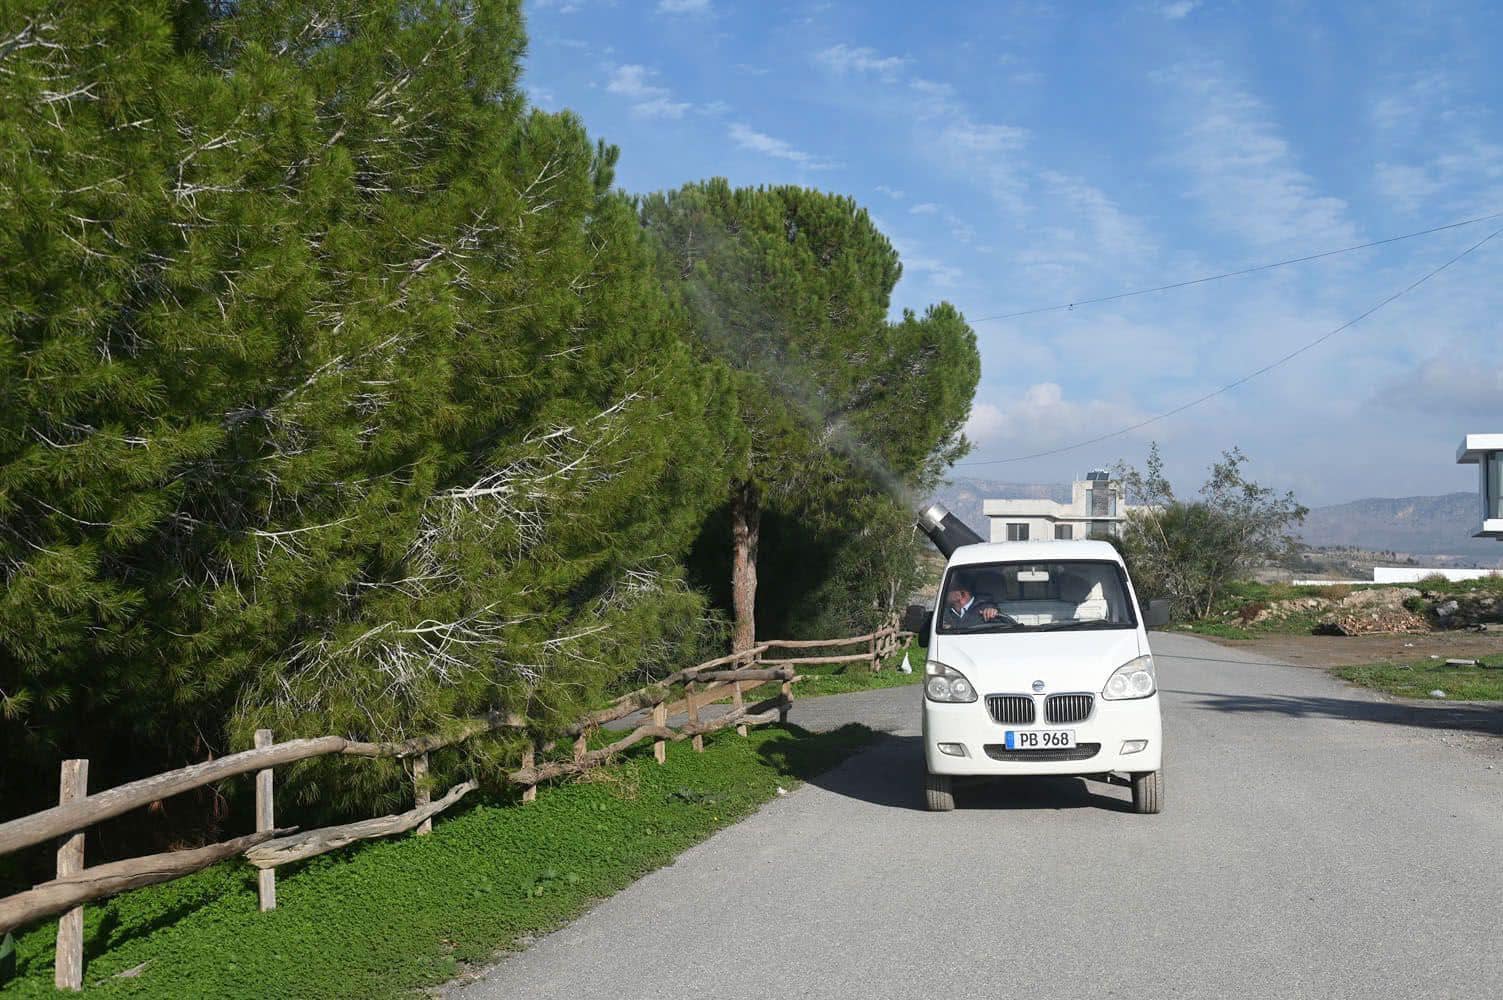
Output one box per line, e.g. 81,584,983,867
0,829,294,936
760,653,874,666
341,713,526,757
0,738,347,857
680,695,791,736
762,632,885,650
685,667,794,683
509,724,676,785
245,781,478,869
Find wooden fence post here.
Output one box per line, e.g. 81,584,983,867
869,633,879,672
686,677,704,752
779,670,792,725
254,730,277,912
732,653,748,738
652,702,668,763
54,759,88,992
521,743,536,803
413,753,432,836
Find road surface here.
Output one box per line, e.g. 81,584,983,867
450,632,1503,1000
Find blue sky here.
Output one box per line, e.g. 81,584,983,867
521,0,1503,506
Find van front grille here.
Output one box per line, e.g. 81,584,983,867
984,743,1101,762
1045,693,1094,724
985,695,1035,725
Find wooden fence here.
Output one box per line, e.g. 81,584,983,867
0,623,910,990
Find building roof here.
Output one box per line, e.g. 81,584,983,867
947,539,1124,566
1457,434,1503,464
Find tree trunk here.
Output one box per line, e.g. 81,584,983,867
730,480,761,652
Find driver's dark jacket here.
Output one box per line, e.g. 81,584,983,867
940,596,1000,629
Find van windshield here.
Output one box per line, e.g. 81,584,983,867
936,560,1137,633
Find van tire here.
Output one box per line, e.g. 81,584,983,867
1130,769,1163,814
925,771,955,811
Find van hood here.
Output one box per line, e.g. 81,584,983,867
930,628,1144,692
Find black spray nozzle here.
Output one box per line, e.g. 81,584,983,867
916,502,985,558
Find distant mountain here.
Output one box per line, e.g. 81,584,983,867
926,478,1071,532
1298,493,1502,566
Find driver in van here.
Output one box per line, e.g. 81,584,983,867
944,583,1002,626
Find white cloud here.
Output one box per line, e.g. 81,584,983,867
634,97,692,119
1379,356,1503,418
607,64,694,119
728,123,835,169
1368,72,1503,216
816,43,908,79
876,185,905,199
963,383,1155,451
657,0,711,13
607,65,664,100
909,202,940,215
902,254,965,289
940,121,1028,154
1037,171,1156,260
1160,1,1199,20
1158,63,1356,247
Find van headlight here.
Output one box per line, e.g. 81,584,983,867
924,661,978,703
1102,655,1156,700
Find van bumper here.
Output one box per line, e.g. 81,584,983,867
923,693,1163,775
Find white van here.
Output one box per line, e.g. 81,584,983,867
905,538,1167,813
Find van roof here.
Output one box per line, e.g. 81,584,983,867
946,539,1125,567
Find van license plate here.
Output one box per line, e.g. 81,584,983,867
1004,730,1076,750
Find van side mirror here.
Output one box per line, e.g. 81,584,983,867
1144,599,1171,629
902,604,932,647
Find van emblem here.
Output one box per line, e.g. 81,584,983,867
1032,680,1045,693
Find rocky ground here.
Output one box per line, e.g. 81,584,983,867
1199,630,1503,670
1240,584,1502,636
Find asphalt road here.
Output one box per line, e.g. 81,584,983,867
450,633,1503,1000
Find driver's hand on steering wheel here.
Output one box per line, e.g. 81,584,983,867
979,607,999,621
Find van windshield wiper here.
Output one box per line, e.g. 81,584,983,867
1028,619,1127,632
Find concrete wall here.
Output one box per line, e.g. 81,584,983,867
1371,567,1503,583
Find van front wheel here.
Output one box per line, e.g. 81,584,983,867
925,770,955,811
1130,769,1163,814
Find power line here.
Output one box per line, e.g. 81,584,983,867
969,210,1503,323
956,223,1503,469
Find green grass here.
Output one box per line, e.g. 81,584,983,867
0,723,877,999
1336,658,1503,701
787,647,923,697
1174,609,1329,640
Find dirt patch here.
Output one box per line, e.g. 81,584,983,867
1201,631,1503,762
1200,631,1503,669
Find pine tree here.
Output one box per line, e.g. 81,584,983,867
641,181,979,646
0,0,738,827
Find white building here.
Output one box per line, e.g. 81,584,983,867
983,471,1132,543
1457,434,1503,540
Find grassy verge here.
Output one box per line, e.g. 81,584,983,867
1173,611,1327,641
785,647,923,698
738,646,922,702
0,723,876,999
1336,658,1503,701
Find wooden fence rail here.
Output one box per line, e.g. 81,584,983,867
0,624,910,988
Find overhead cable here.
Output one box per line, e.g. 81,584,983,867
969,210,1503,323
956,224,1503,468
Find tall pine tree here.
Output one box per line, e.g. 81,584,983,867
641,181,979,647
0,0,739,829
